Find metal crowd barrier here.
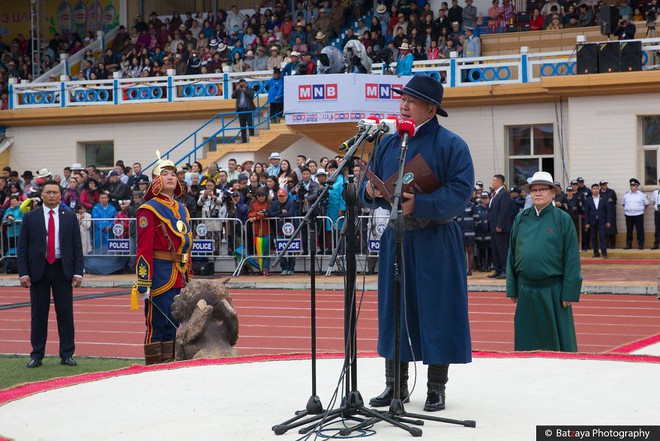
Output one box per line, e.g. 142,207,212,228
0,214,388,276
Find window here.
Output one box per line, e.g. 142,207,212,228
507,124,554,187
641,116,660,185
84,142,114,168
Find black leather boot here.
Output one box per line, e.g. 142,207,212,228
369,359,410,407
424,364,448,412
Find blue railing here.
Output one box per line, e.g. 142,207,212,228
142,106,272,173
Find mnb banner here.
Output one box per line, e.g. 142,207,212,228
284,74,413,125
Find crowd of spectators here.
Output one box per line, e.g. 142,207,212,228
0,152,386,276
2,0,655,109
1,153,659,277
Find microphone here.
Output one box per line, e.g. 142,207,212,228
380,115,399,137
398,119,416,150
340,115,380,150
366,120,393,142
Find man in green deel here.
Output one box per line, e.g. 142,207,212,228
506,171,583,352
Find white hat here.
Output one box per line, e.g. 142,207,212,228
70,163,84,170
399,42,410,51
377,4,387,13
269,152,281,159
36,168,52,179
246,50,254,56
210,38,218,47
217,43,227,51
290,51,300,57
523,171,560,195
316,168,327,176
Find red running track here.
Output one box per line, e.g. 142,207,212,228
1,288,659,359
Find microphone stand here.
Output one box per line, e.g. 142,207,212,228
341,134,477,437
273,126,419,437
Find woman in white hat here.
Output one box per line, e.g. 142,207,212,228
506,171,582,352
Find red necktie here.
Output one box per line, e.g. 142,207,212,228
47,209,56,264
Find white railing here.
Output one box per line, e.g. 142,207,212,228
8,36,660,111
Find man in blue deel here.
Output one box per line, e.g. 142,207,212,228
361,75,474,412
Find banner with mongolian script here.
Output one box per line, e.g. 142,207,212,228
284,74,413,125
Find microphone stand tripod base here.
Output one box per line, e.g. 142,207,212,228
271,395,324,435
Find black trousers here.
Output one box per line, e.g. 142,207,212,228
491,231,509,274
654,211,660,246
269,102,283,122
30,260,75,360
625,214,645,248
238,110,255,142
590,224,607,255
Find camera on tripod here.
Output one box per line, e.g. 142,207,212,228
647,3,657,28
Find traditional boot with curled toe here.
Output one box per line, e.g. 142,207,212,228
369,359,410,407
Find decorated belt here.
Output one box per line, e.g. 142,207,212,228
153,250,189,264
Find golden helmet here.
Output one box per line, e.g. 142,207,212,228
152,150,177,177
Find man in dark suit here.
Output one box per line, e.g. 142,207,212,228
18,181,84,368
584,183,611,258
487,174,512,279
231,78,256,143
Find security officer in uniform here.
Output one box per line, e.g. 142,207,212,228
132,153,193,365
575,178,590,250
457,199,476,275
565,186,583,240
474,191,491,272
622,178,649,249
510,186,525,214
553,183,569,213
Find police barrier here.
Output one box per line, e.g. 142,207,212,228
0,214,385,276
0,218,22,274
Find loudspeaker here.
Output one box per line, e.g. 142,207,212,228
620,40,642,71
516,12,530,24
599,6,619,35
598,41,621,73
576,43,599,74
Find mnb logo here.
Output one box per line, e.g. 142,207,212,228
298,84,338,100
365,83,403,100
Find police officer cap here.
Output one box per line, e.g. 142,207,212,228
566,186,574,191
137,175,150,184
629,178,641,186
554,182,562,190
510,186,521,194
481,191,489,197
476,180,483,187
576,177,585,183
570,179,578,185
599,179,608,185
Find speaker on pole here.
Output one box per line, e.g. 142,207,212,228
620,40,642,71
598,41,621,73
599,6,619,36
576,43,599,74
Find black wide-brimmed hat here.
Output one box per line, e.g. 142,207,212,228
393,75,448,117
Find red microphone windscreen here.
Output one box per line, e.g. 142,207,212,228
366,115,380,124
398,119,416,139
